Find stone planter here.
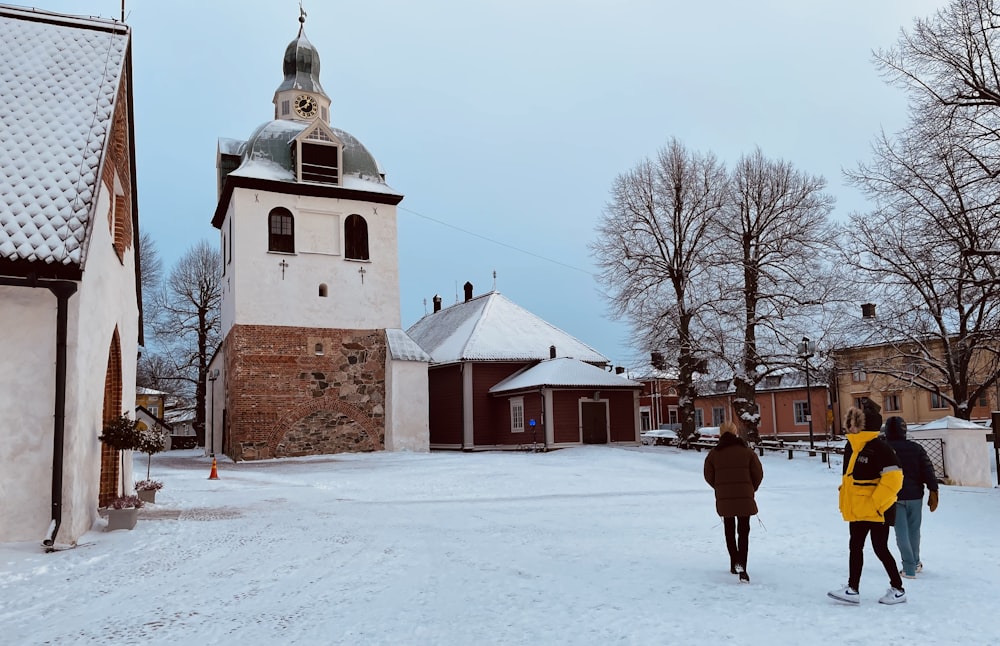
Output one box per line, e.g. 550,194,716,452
106,507,139,531
137,489,157,504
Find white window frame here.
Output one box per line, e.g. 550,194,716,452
930,392,948,409
510,397,525,433
711,406,726,426
793,401,808,424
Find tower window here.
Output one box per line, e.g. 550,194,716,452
344,214,369,260
315,343,324,356
321,106,328,122
268,208,295,253
281,100,290,116
318,283,328,297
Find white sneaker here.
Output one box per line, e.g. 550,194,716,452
878,587,907,605
828,585,860,604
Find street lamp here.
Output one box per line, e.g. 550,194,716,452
208,368,219,457
797,337,816,449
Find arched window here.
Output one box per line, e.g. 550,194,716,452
318,283,328,297
268,208,295,253
344,214,369,260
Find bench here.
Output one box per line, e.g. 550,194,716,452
756,440,843,462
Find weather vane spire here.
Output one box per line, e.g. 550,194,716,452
298,1,307,29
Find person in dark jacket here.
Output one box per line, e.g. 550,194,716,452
828,400,906,605
884,416,939,578
704,421,764,583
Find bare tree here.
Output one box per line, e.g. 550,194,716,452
592,138,726,443
709,148,839,442
844,119,1000,418
875,0,1000,175
152,240,222,445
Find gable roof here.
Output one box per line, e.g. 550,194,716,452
406,291,608,365
385,328,431,362
0,6,130,269
489,357,640,394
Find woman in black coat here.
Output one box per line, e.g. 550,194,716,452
704,421,764,583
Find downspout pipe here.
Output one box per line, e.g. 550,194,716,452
0,276,78,549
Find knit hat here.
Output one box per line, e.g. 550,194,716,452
860,398,882,432
884,416,907,440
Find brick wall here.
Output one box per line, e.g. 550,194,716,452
223,324,387,460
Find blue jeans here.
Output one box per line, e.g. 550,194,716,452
894,498,923,576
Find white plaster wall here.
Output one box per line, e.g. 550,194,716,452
226,188,401,330
62,181,140,542
0,181,138,544
219,200,237,338
910,428,993,488
0,286,58,542
205,351,225,457
384,358,429,452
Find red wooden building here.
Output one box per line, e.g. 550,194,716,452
407,286,641,449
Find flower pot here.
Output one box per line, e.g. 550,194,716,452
137,489,157,504
106,507,139,531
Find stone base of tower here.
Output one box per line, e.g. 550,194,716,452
222,324,387,461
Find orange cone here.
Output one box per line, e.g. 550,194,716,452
208,457,220,480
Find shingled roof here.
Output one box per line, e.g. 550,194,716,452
0,5,130,273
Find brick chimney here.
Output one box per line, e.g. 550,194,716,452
464,281,473,302
433,294,442,313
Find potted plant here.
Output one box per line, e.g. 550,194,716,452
99,414,142,507
135,424,167,502
134,478,164,504
106,494,144,531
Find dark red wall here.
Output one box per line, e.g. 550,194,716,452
428,364,463,445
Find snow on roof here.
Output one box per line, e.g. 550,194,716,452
910,416,989,431
0,6,129,266
136,386,168,396
385,328,431,362
489,357,640,393
406,291,608,365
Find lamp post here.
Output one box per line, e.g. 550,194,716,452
797,337,816,449
208,369,219,457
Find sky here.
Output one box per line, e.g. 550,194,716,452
1,445,997,645
20,0,946,366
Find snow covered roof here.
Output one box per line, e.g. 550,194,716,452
385,328,431,362
406,291,609,365
0,6,129,267
910,416,989,431
489,357,640,394
221,120,400,196
137,387,168,396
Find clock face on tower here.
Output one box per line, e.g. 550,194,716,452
294,94,318,118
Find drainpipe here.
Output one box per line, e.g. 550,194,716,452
0,276,78,549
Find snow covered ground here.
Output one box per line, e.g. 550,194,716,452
1,445,997,645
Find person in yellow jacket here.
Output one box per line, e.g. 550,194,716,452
828,400,907,605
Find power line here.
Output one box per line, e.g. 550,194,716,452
398,205,595,276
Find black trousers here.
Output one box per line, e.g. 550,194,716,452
724,516,750,569
848,521,903,590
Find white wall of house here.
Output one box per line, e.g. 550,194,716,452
0,285,58,542
0,181,139,544
220,187,401,337
385,357,429,452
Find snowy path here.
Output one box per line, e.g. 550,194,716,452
1,447,997,645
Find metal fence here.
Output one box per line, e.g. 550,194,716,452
912,438,947,482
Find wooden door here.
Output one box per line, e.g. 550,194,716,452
581,401,607,444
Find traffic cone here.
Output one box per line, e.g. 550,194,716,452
208,457,220,480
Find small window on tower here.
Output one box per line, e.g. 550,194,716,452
268,208,294,253
321,106,328,122
282,100,290,116
315,343,324,356
318,283,328,297
344,214,369,260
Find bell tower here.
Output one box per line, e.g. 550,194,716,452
209,9,428,461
